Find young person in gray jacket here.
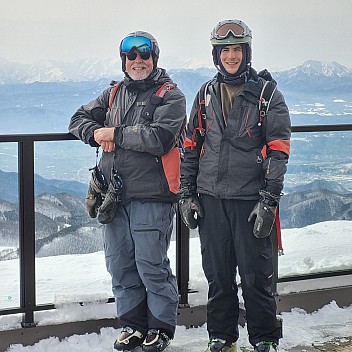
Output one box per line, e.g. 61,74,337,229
69,31,187,352
179,19,291,352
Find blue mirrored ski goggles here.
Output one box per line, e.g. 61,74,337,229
120,36,152,60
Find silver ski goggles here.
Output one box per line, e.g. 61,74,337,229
211,20,249,39
120,36,152,60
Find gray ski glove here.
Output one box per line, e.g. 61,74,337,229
97,167,123,224
248,190,280,238
86,166,108,218
179,196,204,229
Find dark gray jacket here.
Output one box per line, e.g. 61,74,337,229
181,68,291,200
69,68,187,203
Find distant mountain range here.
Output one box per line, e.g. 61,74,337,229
0,170,86,202
0,57,217,84
1,59,351,132
1,57,352,95
0,57,124,84
0,165,351,259
0,191,102,259
274,60,352,96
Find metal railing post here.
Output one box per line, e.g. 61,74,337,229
271,225,279,295
176,204,190,306
18,141,37,327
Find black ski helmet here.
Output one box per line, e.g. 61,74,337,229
119,31,160,73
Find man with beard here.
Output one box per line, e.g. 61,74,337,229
69,31,186,352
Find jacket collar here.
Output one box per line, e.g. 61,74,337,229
123,68,169,92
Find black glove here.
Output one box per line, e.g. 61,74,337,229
86,166,108,218
179,195,204,229
97,167,123,224
248,190,280,238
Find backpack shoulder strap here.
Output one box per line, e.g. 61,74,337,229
257,70,277,125
197,80,213,135
109,80,121,110
198,80,214,117
156,82,175,97
141,82,175,119
187,80,213,150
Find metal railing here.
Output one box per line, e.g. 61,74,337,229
0,124,352,328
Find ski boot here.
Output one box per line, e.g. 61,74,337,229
114,326,145,351
206,337,237,352
254,341,278,351
142,329,171,352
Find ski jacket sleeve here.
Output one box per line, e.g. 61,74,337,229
180,92,204,189
68,88,111,146
262,88,291,196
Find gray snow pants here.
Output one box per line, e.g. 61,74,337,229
103,200,178,338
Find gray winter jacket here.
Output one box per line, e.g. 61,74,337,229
181,68,291,200
69,68,187,203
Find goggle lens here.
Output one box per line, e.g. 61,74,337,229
214,22,245,38
120,36,152,55
126,51,151,61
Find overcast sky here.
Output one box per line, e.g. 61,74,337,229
1,0,351,71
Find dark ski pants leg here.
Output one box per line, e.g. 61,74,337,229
235,201,282,346
198,195,239,343
198,194,282,345
103,201,178,337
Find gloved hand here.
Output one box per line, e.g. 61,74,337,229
86,166,108,218
97,168,123,224
248,190,280,238
179,195,204,229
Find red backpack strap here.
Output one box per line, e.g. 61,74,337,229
190,81,211,149
109,81,121,110
156,82,175,97
141,82,175,120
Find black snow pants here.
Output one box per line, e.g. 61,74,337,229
198,194,282,346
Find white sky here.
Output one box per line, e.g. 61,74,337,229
1,220,352,351
1,0,352,71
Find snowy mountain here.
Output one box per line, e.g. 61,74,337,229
0,57,123,83
1,57,351,85
1,57,352,116
0,57,215,84
273,60,352,96
280,188,352,228
286,179,351,194
0,190,101,259
284,60,352,78
0,170,87,202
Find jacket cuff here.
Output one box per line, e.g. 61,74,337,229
180,178,197,198
114,125,125,147
263,184,282,197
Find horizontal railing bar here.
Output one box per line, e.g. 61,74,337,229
0,124,352,143
0,133,77,143
0,303,55,316
0,307,24,316
278,269,352,283
291,124,352,133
